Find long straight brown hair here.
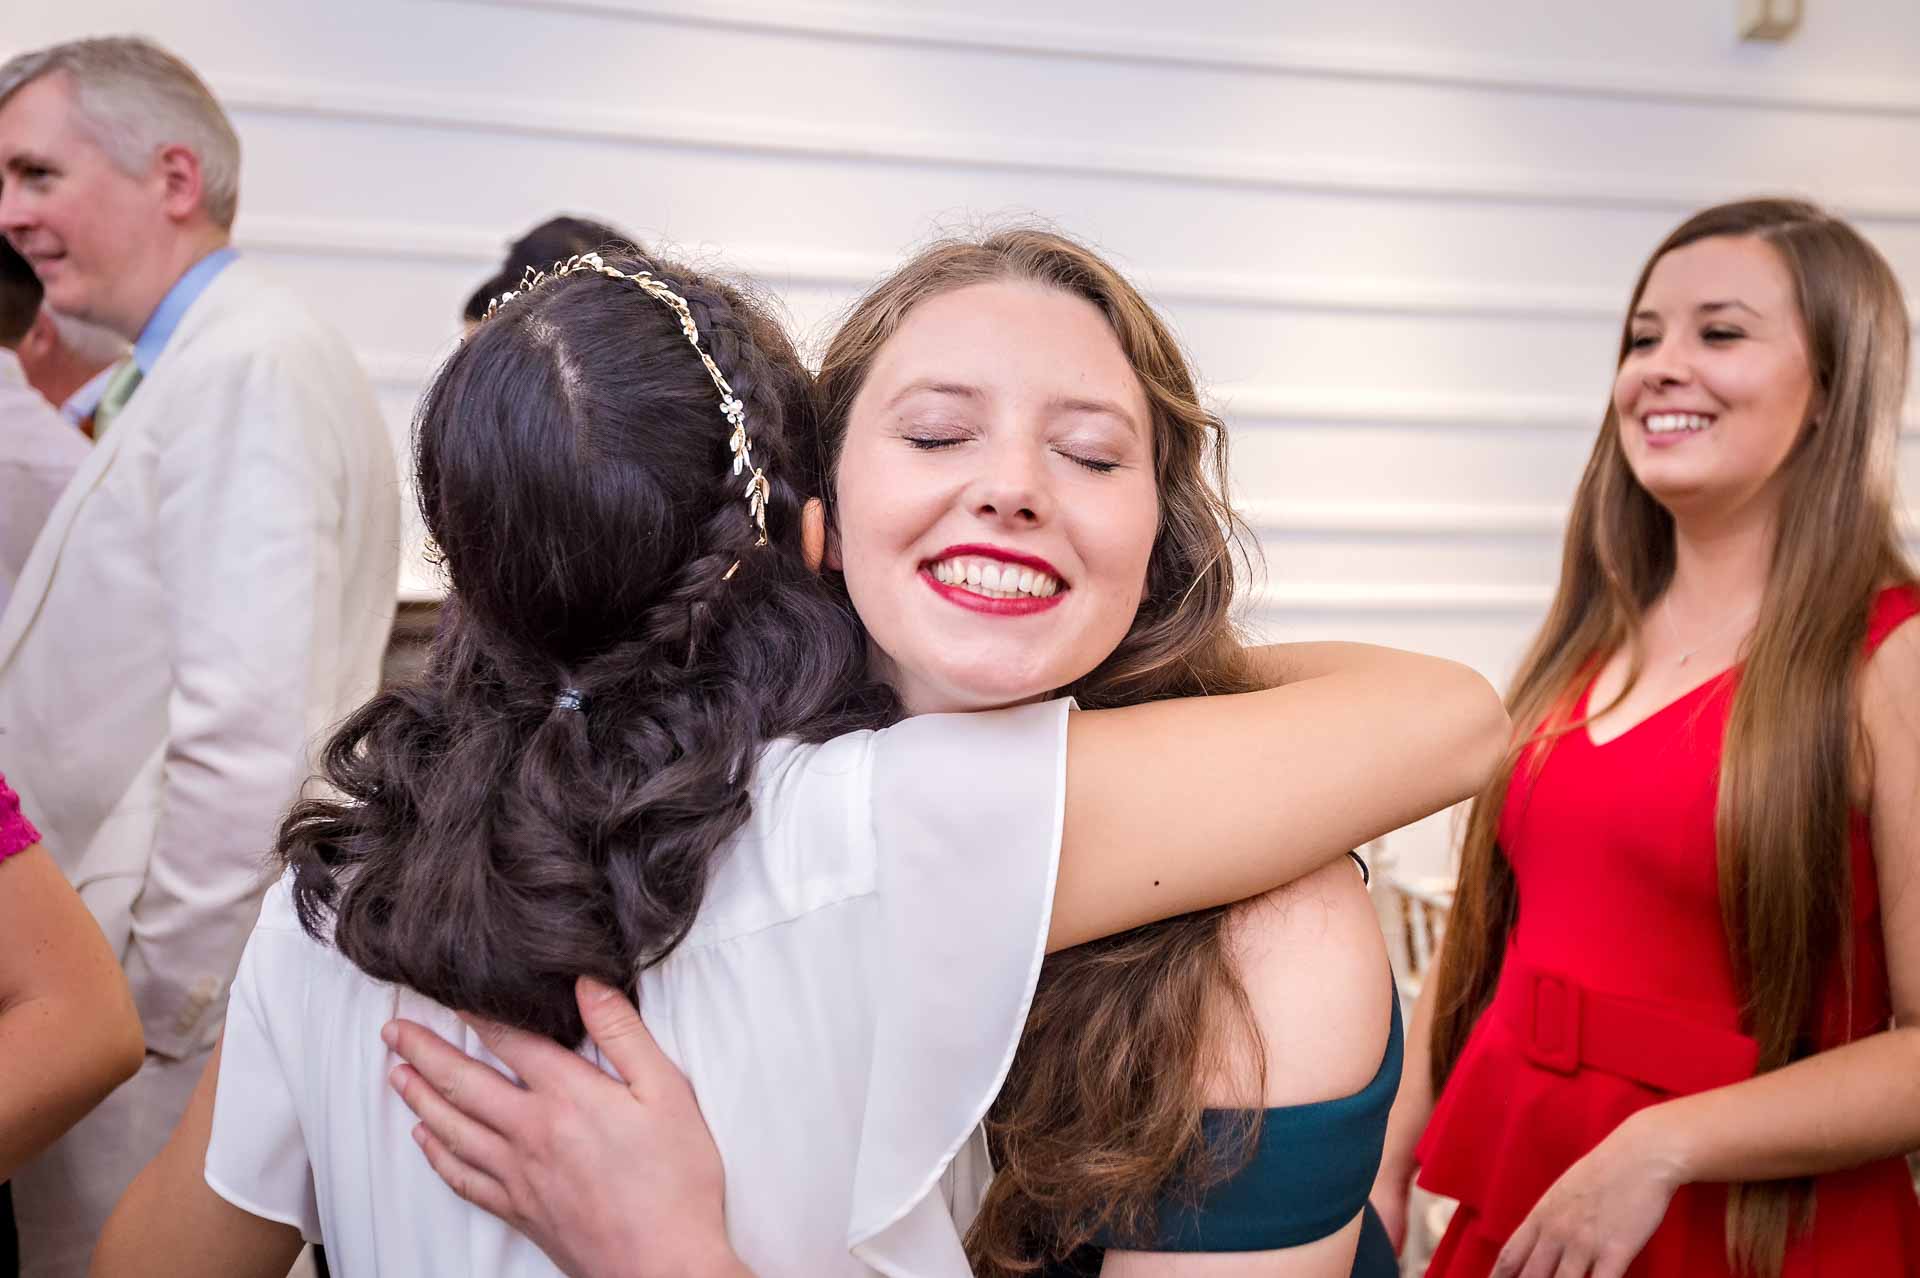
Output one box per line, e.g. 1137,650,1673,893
812,228,1269,1272
1427,198,1914,1276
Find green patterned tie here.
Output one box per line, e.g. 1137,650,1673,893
91,358,143,440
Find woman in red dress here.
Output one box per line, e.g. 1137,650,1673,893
1370,198,1920,1278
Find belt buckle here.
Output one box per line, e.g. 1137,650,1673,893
1524,969,1582,1075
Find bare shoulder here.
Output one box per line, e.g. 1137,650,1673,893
1198,856,1395,1109
1862,609,1920,730
1861,606,1920,902
1857,609,1920,801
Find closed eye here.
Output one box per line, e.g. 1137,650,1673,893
904,436,963,451
1060,451,1121,474
1702,327,1745,343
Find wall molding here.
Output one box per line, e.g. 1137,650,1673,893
240,217,504,266
456,0,1920,121
244,216,1920,334
1217,387,1920,435
364,350,1614,431
211,73,1920,223
1239,500,1920,539
1216,387,1604,432
1241,500,1567,537
238,214,1633,322
364,350,1920,437
1246,583,1554,615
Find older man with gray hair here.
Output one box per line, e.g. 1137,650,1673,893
0,36,398,1273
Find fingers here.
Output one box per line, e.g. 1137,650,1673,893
383,1018,533,1141
1592,1249,1632,1278
576,977,675,1095
455,1009,600,1098
413,1120,515,1222
390,1062,517,1188
1553,1253,1590,1278
1491,1217,1538,1278
1518,1240,1569,1278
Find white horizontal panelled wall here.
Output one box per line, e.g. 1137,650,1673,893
11,0,1920,874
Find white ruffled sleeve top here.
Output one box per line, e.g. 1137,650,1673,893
205,697,1073,1277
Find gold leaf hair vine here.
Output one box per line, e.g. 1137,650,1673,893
484,252,771,549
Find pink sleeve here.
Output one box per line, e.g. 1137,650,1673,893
0,774,42,866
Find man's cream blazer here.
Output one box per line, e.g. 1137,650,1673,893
0,258,400,1058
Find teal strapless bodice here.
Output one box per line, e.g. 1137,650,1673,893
1043,978,1404,1276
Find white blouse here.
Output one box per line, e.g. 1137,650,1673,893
205,698,1072,1277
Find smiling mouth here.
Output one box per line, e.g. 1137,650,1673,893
1643,412,1716,435
925,554,1063,600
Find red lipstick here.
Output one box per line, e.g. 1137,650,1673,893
932,544,1064,579
921,544,1069,617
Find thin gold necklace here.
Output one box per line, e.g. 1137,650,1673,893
1660,591,1759,667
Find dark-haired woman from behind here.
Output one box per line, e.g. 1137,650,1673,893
1370,199,1920,1278
95,242,1501,1277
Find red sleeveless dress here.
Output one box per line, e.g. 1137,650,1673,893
1416,585,1920,1278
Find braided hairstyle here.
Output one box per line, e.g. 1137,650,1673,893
283,252,896,1045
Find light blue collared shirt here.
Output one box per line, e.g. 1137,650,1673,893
131,247,238,374
60,361,116,425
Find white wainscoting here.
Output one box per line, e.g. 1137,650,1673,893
10,0,1920,874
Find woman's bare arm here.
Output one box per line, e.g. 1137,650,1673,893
92,1038,305,1278
0,844,145,1181
1050,643,1507,951
1368,943,1441,1252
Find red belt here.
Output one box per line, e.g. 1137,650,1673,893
1494,960,1759,1096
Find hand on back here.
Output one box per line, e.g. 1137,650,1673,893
386,978,742,1278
